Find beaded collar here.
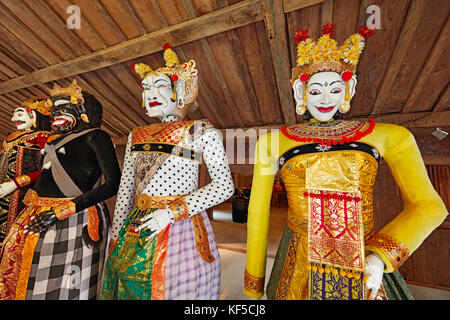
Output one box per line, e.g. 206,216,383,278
281,118,375,146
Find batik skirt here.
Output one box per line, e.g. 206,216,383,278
266,227,414,300
0,190,109,300
101,196,220,300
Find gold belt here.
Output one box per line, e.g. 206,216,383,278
23,189,74,207
135,193,185,211
134,193,215,264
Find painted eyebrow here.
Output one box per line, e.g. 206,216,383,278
330,80,344,86
155,79,169,84
308,82,323,87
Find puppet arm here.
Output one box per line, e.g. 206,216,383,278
243,132,278,299
138,128,234,236
365,124,448,272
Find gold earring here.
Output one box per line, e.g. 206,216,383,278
339,102,351,113
296,104,306,115
80,113,90,123
172,91,177,101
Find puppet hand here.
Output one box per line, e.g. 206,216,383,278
135,208,171,241
0,181,17,198
24,210,58,234
365,253,385,299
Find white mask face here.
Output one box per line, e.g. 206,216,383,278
305,72,346,122
11,107,34,131
141,73,177,118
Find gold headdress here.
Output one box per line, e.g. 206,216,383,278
47,79,89,123
292,23,374,114
21,97,51,116
131,43,198,115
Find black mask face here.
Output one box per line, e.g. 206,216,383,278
50,97,81,133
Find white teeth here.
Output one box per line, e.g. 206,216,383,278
53,120,65,126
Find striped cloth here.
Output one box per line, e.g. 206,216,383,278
25,203,109,300
165,211,220,299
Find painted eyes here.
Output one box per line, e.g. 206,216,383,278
308,88,342,95
142,84,170,90
330,88,342,94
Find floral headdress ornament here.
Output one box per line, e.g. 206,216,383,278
47,79,89,123
130,43,198,109
21,97,51,117
292,23,374,113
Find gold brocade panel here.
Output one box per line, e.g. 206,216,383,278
280,151,378,239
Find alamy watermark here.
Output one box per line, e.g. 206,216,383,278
66,5,81,30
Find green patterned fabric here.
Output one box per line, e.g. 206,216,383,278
382,271,415,300
101,207,158,300
266,227,293,300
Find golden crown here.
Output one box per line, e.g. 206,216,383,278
47,79,84,105
291,23,374,86
21,97,51,116
131,43,198,107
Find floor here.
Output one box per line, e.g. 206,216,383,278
211,202,450,300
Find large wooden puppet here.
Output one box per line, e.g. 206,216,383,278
101,44,234,300
243,23,448,300
0,97,51,242
0,80,121,300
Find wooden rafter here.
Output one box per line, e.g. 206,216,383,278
370,0,427,115
402,16,450,113
262,0,296,125
0,0,264,95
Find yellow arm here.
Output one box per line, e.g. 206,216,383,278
364,123,448,272
243,131,279,298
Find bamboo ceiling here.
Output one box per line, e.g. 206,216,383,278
0,0,448,141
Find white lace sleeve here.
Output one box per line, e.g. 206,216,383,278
110,133,135,241
183,129,234,216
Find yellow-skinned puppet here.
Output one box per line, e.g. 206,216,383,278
243,23,448,300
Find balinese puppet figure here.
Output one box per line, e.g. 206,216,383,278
0,80,121,300
243,23,448,300
101,43,234,300
0,97,51,242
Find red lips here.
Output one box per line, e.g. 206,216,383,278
316,106,335,113
148,101,162,108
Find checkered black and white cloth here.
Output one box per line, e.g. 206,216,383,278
25,203,109,300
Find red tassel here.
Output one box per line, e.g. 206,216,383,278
130,63,136,71
341,71,353,82
299,73,309,83
322,22,335,37
294,28,310,42
358,25,374,39
163,43,172,50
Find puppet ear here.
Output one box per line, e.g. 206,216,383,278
175,79,186,109
292,78,306,115
348,75,357,100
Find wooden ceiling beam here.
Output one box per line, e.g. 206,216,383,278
0,0,328,98
262,0,296,125
283,0,326,13
402,16,450,113
370,0,427,115
0,0,264,95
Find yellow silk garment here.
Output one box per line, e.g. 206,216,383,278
243,122,448,299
